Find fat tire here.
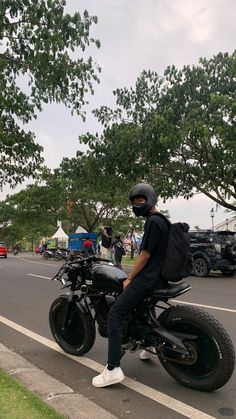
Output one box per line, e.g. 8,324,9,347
158,305,235,391
49,297,96,356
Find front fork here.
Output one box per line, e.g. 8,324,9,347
62,290,75,330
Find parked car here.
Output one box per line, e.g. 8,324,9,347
189,230,236,277
0,242,7,258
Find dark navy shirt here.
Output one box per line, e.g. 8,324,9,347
133,212,169,291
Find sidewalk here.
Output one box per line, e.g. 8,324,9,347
0,343,117,419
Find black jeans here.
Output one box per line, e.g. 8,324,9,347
114,253,122,269
107,280,153,368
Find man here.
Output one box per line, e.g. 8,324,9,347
82,236,94,254
92,183,169,388
112,235,125,269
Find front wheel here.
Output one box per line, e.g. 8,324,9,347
49,297,96,355
158,305,235,391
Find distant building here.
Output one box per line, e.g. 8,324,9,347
214,215,236,232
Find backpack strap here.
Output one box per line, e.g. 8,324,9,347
148,213,170,262
155,212,171,229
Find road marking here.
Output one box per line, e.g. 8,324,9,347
28,274,52,280
17,256,56,267
0,315,215,419
171,299,236,314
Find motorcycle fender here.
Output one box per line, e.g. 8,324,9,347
157,308,198,341
172,331,198,341
59,294,91,316
157,306,173,323
151,324,190,355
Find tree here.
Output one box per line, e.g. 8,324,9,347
91,52,236,211
0,184,60,247
53,153,131,233
0,150,133,246
0,0,100,188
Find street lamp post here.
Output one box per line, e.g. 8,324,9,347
210,208,215,230
226,218,229,230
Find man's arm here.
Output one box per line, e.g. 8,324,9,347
123,250,150,288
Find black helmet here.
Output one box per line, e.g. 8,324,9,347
129,183,157,217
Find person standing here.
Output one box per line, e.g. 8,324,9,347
82,236,94,254
112,235,125,269
92,183,169,387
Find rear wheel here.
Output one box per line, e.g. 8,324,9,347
49,297,96,355
193,257,210,277
158,305,235,391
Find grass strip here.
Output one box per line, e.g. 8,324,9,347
122,257,136,265
0,368,66,419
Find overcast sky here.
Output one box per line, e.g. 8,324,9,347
1,0,235,229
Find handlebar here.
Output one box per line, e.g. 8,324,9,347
51,255,113,281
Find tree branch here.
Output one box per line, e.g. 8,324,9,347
0,52,27,68
197,186,236,211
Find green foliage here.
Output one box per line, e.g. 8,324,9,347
0,184,58,247
0,0,100,188
54,153,131,232
91,52,236,211
0,152,134,243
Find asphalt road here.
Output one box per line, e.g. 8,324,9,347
0,254,235,419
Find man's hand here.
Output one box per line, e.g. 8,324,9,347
123,278,132,289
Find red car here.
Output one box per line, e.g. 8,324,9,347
0,242,7,258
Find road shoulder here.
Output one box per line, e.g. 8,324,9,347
0,343,117,419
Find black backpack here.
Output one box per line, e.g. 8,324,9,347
157,213,193,282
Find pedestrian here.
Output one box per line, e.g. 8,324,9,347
92,183,169,387
82,236,94,255
112,235,125,269
40,243,47,255
13,244,20,255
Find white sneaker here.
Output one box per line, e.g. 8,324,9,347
139,346,156,360
92,366,125,388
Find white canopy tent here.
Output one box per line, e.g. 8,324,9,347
52,226,68,248
75,225,87,234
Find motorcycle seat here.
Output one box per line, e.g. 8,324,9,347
152,282,192,299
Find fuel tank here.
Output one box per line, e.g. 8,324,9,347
86,263,128,293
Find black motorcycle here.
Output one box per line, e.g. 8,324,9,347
49,255,235,391
43,249,55,260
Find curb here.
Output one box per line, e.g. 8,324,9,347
0,343,117,419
